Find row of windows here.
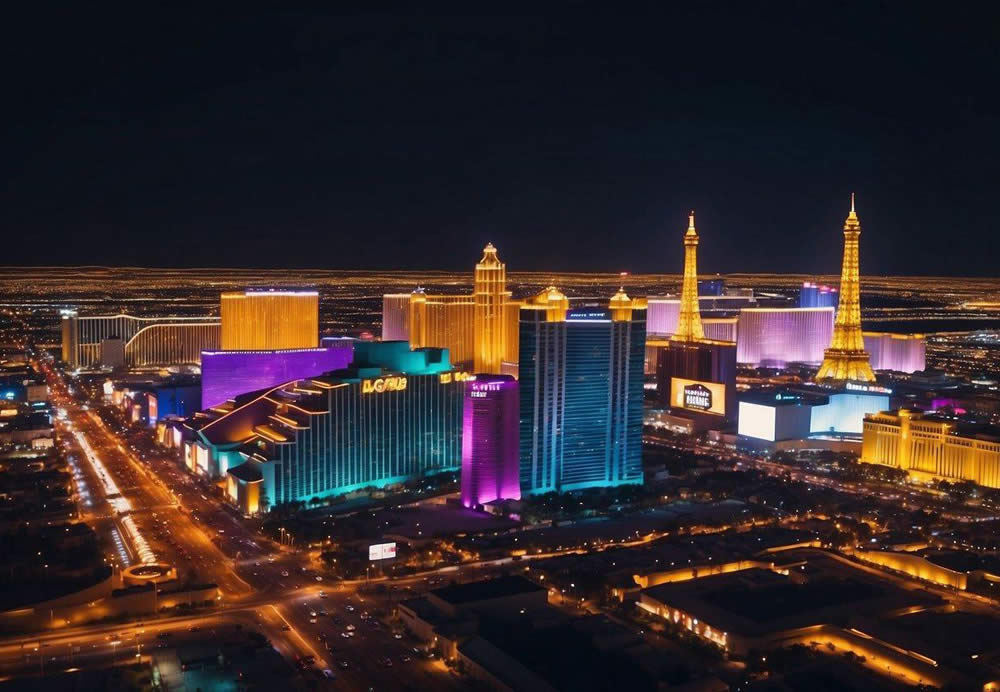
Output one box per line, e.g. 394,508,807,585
271,379,464,503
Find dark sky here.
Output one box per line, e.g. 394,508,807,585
3,4,999,275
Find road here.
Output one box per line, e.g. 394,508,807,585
13,360,472,689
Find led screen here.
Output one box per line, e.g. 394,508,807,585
670,377,726,416
738,402,777,441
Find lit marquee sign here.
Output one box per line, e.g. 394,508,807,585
845,382,892,395
468,379,512,398
438,371,473,384
670,377,726,416
368,542,397,561
361,376,407,394
683,383,713,411
566,309,610,321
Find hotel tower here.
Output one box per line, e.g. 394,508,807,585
815,195,876,383
474,243,507,373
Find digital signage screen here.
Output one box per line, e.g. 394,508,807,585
368,542,397,561
670,377,726,416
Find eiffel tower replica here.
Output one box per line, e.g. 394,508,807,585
815,194,876,383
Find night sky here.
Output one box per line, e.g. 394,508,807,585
4,4,999,275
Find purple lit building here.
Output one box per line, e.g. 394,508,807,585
736,307,834,367
201,342,354,408
863,332,926,373
461,374,520,507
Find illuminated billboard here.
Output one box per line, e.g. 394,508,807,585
738,402,777,441
670,378,726,416
368,542,397,561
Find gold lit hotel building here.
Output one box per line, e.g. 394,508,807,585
862,409,1000,489
221,289,319,351
382,244,520,375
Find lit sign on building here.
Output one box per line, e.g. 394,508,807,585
438,371,473,384
738,402,777,441
683,383,713,411
845,382,893,395
468,379,511,398
566,310,610,321
670,378,726,416
361,377,408,394
368,542,397,561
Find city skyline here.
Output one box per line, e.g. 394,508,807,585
3,6,1000,275
6,6,1000,691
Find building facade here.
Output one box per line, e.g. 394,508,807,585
519,292,645,494
799,282,838,308
173,341,466,513
200,341,355,409
381,245,520,373
655,339,737,428
220,289,319,351
60,310,220,369
473,243,507,374
863,332,926,373
381,294,412,341
862,409,1000,489
736,307,834,367
460,375,520,507
409,291,475,365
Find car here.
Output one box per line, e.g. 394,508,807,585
322,669,335,679
338,660,349,670
281,624,291,631
381,657,393,667
393,633,403,639
281,570,289,577
318,591,327,598
345,605,355,612
315,575,323,582
401,655,411,663
345,624,355,631
309,617,318,624
309,611,317,618
340,632,350,639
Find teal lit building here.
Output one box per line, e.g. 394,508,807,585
518,291,645,494
171,341,467,513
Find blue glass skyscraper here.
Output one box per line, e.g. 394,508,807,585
518,289,645,494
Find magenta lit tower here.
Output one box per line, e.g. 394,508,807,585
461,374,520,507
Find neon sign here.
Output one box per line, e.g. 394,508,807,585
361,377,408,394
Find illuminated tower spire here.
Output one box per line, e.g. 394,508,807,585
815,195,876,382
672,211,705,342
474,242,506,373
